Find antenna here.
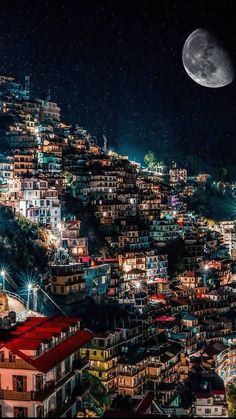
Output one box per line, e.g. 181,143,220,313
47,88,51,101
24,76,30,98
24,75,30,91
103,134,107,152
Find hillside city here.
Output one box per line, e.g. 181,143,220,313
1,74,236,417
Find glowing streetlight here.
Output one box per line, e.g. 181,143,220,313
27,283,33,310
1,270,6,291
204,264,209,271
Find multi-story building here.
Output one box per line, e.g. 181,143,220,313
0,157,14,183
50,263,86,300
80,331,123,392
13,152,35,178
40,100,61,122
83,264,111,303
218,221,236,260
149,219,179,243
169,163,187,187
0,316,93,418
61,220,89,262
18,178,61,230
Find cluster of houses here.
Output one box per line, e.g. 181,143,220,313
1,74,236,417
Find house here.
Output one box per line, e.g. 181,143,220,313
0,316,93,417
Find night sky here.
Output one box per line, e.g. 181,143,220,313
1,0,236,173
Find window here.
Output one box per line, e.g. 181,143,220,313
36,406,44,418
13,407,28,417
64,357,70,374
0,352,4,362
65,381,71,400
205,408,211,414
9,352,16,363
56,389,63,409
55,364,61,381
13,376,27,392
35,375,43,391
93,351,97,356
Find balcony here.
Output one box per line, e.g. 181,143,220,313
73,358,89,371
0,389,32,401
0,359,35,370
46,383,89,417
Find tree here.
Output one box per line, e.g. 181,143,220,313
144,150,157,169
227,382,236,417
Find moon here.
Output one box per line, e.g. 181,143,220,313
182,29,234,88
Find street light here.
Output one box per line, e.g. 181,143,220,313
1,270,6,291
27,283,33,310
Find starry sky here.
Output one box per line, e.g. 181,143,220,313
1,0,236,174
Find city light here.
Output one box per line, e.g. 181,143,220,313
0,270,5,277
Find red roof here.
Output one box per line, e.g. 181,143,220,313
153,316,175,322
134,391,154,414
148,294,167,301
0,316,93,373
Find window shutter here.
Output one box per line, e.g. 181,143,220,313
23,376,27,392
13,375,17,391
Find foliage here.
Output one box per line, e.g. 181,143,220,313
167,238,186,278
83,370,111,409
63,194,112,257
187,183,236,221
144,150,157,168
0,207,49,281
227,382,236,417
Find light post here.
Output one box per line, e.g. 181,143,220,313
33,286,38,312
1,270,6,291
27,283,32,310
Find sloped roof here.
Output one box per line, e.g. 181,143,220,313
0,316,93,373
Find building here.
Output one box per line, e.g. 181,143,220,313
13,152,35,178
18,177,61,230
0,316,93,417
169,163,187,187
50,263,86,300
61,221,89,262
83,264,111,303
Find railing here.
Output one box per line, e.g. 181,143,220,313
5,290,26,307
0,359,35,370
46,383,89,417
0,390,32,401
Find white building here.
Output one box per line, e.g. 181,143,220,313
18,178,61,230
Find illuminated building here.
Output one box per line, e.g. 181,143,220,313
18,178,61,230
50,263,86,300
61,221,88,262
13,152,35,178
0,316,92,417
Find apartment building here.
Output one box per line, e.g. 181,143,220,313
0,316,93,417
